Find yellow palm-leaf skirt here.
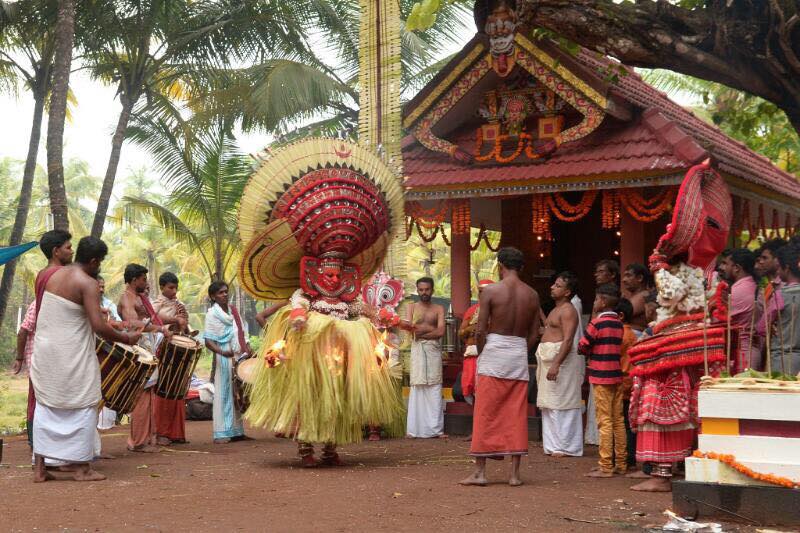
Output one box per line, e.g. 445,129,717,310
245,307,405,445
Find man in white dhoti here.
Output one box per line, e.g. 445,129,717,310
536,272,584,457
30,236,140,482
403,277,447,438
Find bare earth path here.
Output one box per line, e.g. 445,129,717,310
2,422,753,532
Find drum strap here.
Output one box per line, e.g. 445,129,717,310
34,266,62,325
141,295,164,326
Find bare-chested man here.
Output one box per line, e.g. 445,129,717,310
535,272,584,458
403,277,446,438
460,247,540,487
118,263,171,452
30,237,141,482
621,263,651,331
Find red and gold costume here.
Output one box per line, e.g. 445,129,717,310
459,279,494,400
237,138,405,465
627,161,732,479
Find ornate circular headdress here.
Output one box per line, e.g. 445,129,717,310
238,138,404,300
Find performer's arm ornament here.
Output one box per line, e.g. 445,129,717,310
290,289,310,330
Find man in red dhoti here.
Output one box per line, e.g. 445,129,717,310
460,248,540,487
151,272,191,445
459,279,494,405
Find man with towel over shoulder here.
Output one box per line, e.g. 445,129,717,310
30,237,141,482
536,271,584,458
460,247,540,487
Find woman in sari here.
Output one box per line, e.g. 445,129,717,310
203,281,249,443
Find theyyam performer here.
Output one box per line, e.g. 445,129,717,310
627,160,732,492
237,138,405,467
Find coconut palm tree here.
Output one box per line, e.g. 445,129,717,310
45,0,74,232
0,0,58,329
82,0,344,239
190,0,471,139
117,114,249,283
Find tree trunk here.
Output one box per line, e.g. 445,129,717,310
91,95,136,238
518,0,800,135
45,0,75,232
0,92,47,330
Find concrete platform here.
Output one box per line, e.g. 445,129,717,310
673,479,800,527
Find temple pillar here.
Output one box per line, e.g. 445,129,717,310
620,207,644,268
500,195,537,286
450,230,471,318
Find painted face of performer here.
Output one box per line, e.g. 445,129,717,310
319,264,343,293
416,280,433,303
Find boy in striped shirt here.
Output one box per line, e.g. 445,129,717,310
579,283,627,477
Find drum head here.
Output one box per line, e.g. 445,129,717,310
170,335,200,349
236,358,260,385
132,345,157,365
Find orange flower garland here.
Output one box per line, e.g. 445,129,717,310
602,190,621,229
406,201,448,229
531,194,551,237
470,224,500,252
618,188,674,222
548,191,598,221
693,450,800,489
451,200,471,235
474,130,543,164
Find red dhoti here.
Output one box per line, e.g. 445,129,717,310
470,375,529,457
154,396,186,442
128,388,157,449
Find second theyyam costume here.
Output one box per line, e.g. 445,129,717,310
237,138,405,465
470,334,530,458
627,161,731,485
459,279,494,404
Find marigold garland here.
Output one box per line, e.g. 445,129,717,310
693,450,800,489
451,199,471,235
548,191,598,221
602,190,621,229
474,130,542,163
470,224,500,252
531,194,551,236
406,201,448,228
618,188,674,222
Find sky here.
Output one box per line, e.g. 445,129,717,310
0,71,270,204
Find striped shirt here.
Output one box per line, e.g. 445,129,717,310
578,311,624,385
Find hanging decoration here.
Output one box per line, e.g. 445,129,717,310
548,191,598,222
618,188,675,222
405,201,449,228
531,194,551,238
451,200,471,235
470,224,501,252
601,190,621,229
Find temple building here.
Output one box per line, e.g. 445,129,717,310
401,1,800,321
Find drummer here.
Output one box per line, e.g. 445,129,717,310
151,272,192,445
118,263,172,453
153,272,191,333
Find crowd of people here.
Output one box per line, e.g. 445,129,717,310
450,238,800,489
9,228,800,487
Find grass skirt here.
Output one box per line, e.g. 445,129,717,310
245,307,404,445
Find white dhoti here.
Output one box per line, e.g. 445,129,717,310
31,292,102,464
97,407,117,430
33,402,98,463
407,339,444,438
535,341,584,456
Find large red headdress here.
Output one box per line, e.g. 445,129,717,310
238,138,404,301
649,160,732,278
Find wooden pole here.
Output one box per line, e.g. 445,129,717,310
702,299,710,376
765,294,772,376
777,299,786,375
726,292,732,374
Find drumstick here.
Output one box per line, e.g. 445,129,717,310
138,318,152,333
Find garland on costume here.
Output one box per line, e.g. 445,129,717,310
692,451,800,489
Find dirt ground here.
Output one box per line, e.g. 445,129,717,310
2,422,756,532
